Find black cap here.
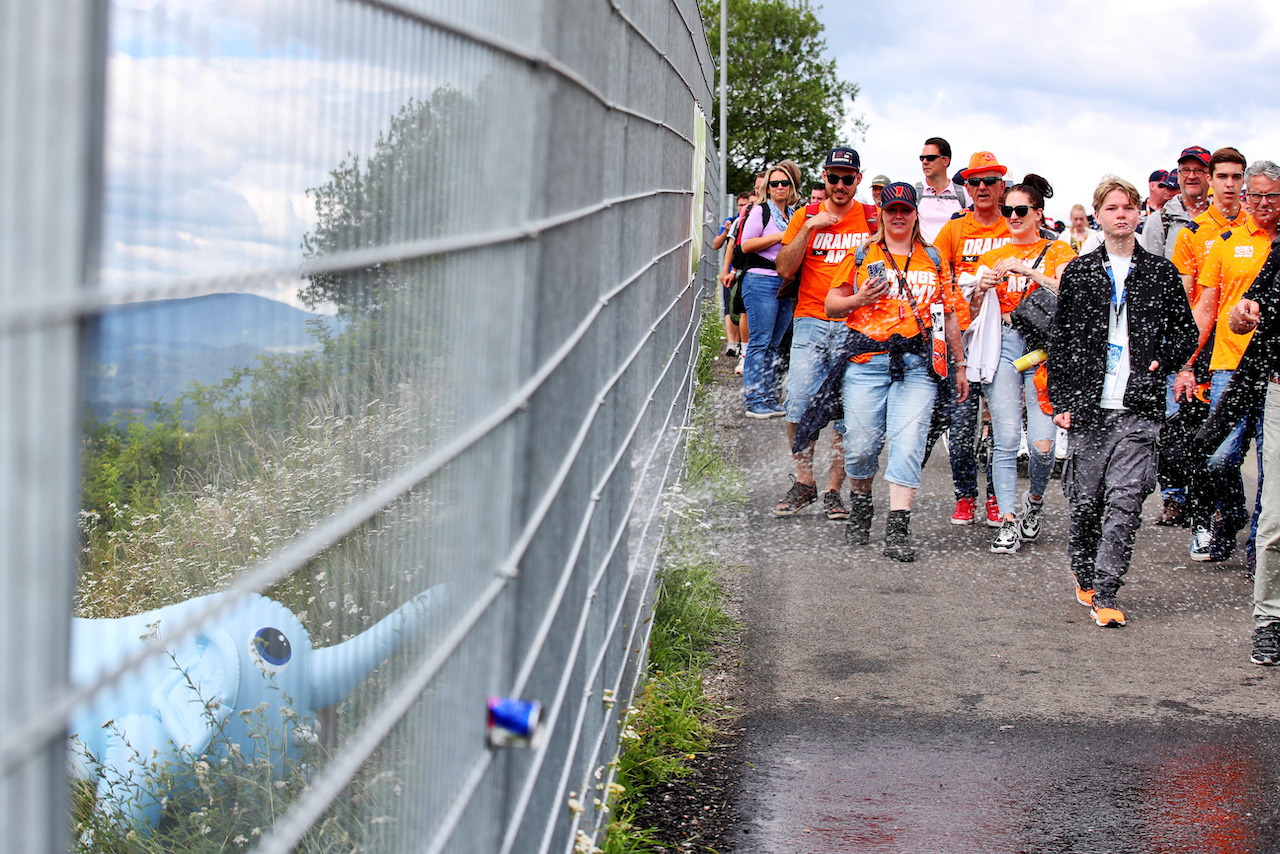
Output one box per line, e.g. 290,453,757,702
823,147,861,170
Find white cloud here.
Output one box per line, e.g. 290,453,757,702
812,0,1280,221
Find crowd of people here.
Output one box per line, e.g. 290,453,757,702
713,137,1280,659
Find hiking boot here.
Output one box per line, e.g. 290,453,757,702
1190,526,1213,562
1091,596,1126,628
1018,491,1043,542
1251,622,1280,665
951,497,976,525
990,519,1021,554
985,495,1002,527
883,509,915,562
823,490,849,521
1157,498,1187,527
845,493,873,545
773,480,817,516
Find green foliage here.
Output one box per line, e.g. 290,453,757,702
700,0,865,193
299,88,479,316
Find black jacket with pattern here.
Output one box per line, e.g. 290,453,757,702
1047,242,1197,426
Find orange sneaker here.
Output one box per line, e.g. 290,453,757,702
1091,602,1126,628
1075,586,1095,608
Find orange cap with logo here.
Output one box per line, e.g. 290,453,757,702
960,151,1009,178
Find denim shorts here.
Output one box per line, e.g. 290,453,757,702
841,352,937,489
785,316,850,427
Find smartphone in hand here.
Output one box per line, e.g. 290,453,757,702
862,260,886,289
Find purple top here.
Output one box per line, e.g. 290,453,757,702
739,203,788,277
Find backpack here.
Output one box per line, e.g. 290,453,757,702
775,202,879,302
731,203,776,272
914,181,968,209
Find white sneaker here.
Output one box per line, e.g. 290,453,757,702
1055,427,1069,460
734,355,744,375
1190,526,1212,562
1018,491,1043,541
991,519,1022,554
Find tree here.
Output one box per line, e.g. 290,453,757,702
300,87,479,316
700,0,864,194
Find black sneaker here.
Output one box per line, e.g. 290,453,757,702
773,480,817,517
1210,510,1248,562
823,490,849,521
883,509,915,562
845,494,873,545
1252,622,1280,666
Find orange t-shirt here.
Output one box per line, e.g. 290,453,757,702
831,242,958,351
1172,205,1250,304
1197,219,1269,371
781,202,875,321
976,239,1077,314
932,210,1012,328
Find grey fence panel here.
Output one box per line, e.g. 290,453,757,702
0,0,718,851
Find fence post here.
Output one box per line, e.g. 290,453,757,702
0,0,103,849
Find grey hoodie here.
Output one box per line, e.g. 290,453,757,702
1138,193,1196,261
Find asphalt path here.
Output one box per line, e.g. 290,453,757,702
708,359,1280,854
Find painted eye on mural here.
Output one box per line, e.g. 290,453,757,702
252,627,292,667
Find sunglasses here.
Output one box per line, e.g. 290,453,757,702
967,176,1002,187
919,154,942,162
1000,204,1035,218
825,173,859,186
768,180,792,188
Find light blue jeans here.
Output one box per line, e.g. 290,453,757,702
741,271,794,408
786,317,850,431
841,352,937,489
984,325,1055,517
1208,368,1263,555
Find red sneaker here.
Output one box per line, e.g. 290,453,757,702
985,495,1002,528
951,497,976,525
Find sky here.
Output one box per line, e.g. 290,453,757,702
810,0,1280,223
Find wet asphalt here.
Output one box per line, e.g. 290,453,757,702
709,362,1280,854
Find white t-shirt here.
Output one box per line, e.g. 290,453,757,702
1100,252,1132,410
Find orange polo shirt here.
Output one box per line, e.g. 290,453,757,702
831,242,958,356
1197,218,1271,371
933,210,1012,328
1172,205,1251,304
976,239,1077,314
781,202,875,321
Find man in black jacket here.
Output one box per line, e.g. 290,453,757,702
1048,176,1198,628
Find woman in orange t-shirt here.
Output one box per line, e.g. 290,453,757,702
969,174,1077,554
825,183,968,561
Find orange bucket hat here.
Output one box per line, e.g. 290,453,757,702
960,151,1009,179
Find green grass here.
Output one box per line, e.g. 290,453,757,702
602,293,741,853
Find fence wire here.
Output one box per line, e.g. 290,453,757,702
0,0,720,851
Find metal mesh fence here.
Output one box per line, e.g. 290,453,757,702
0,0,720,851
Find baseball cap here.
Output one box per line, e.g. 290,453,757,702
823,147,861,170
879,182,918,211
871,174,891,188
1178,145,1211,166
1160,170,1179,189
1148,169,1169,184
960,151,1008,178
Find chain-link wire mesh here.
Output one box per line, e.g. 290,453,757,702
0,0,721,851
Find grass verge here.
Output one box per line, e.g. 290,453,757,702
602,293,742,853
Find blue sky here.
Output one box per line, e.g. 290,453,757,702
811,0,1280,221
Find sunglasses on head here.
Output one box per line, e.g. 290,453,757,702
825,173,859,186
1000,204,1035,218
919,154,942,162
768,179,792,188
967,176,1002,187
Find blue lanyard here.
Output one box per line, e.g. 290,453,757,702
1101,254,1126,322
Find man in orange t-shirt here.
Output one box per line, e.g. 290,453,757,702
922,151,1013,528
770,146,877,520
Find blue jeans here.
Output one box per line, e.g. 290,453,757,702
741,271,794,408
786,317,850,430
1208,369,1263,552
984,325,1056,516
841,352,937,489
1161,373,1185,504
